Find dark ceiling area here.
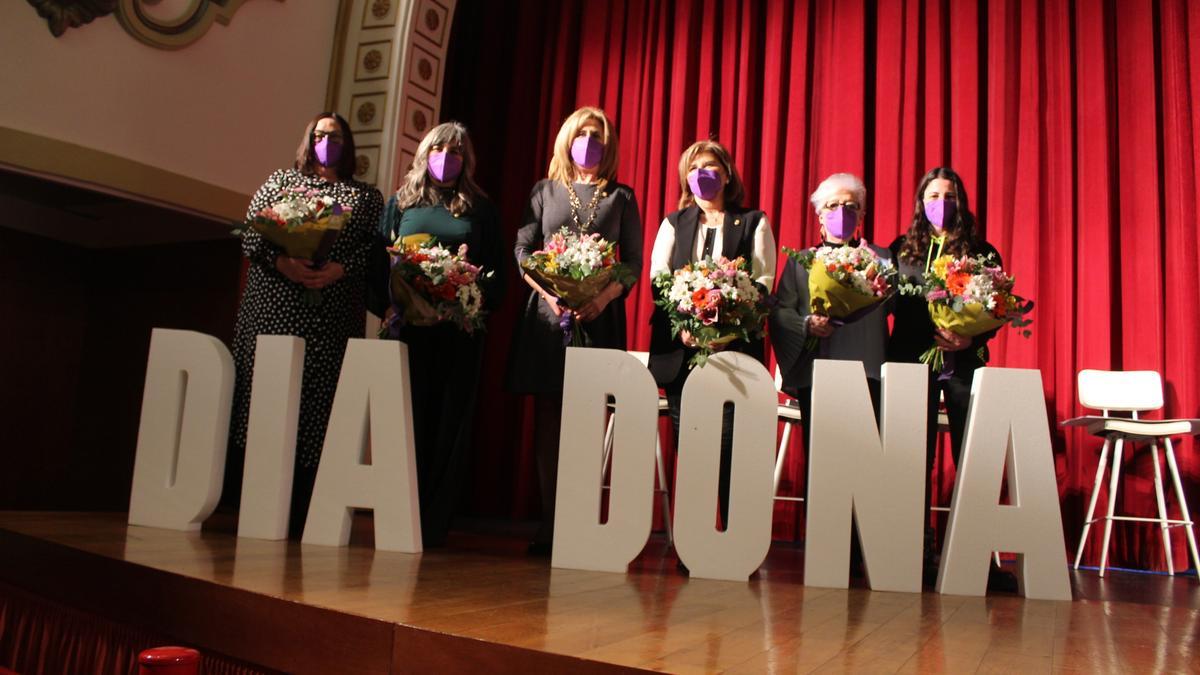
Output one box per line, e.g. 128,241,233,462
0,166,239,249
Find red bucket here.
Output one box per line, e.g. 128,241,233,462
138,646,200,675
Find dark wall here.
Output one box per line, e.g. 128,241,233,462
0,227,242,510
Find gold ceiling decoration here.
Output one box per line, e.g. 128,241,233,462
26,0,117,37
27,0,282,49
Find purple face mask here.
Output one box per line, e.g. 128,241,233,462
314,137,342,167
924,198,957,231
823,206,858,241
427,151,463,183
688,168,723,201
570,135,604,169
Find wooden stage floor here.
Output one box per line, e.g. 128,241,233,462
0,512,1197,674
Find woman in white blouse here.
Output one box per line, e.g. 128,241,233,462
647,139,776,531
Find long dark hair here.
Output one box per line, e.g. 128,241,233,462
898,167,978,262
294,112,358,181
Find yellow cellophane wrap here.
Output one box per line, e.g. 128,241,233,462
251,213,349,260
807,262,882,317
522,265,613,309
928,301,1006,337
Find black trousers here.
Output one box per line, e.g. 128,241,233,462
925,371,973,514
401,324,485,547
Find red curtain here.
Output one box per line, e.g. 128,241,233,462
445,0,1200,571
0,583,267,675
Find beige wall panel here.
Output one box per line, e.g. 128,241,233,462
0,2,340,204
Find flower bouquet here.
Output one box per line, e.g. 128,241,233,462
784,242,897,350
245,186,352,306
521,228,634,346
384,234,491,336
901,253,1033,374
652,256,769,368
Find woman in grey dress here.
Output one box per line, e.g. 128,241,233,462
508,106,643,553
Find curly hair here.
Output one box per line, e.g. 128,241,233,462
898,167,978,263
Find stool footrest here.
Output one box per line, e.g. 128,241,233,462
1090,515,1194,525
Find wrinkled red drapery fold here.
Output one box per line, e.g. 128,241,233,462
447,0,1200,571
0,583,267,675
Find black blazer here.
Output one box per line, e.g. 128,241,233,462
770,241,893,395
887,235,1001,377
648,205,767,388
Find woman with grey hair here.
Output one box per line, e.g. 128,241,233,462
769,172,893,434
368,120,505,547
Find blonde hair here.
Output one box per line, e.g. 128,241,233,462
547,106,619,186
395,121,487,216
677,139,745,210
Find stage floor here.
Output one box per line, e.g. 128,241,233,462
0,512,1197,673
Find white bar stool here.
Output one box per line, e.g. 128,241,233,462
772,367,805,506
1063,369,1200,577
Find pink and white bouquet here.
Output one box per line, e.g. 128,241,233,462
245,186,352,305
652,256,769,368
247,186,351,260
902,253,1033,372
521,228,634,346
785,242,897,349
385,234,491,335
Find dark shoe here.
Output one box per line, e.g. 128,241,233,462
922,563,940,589
987,565,1019,594
675,558,690,576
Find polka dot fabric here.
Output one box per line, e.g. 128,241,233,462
229,169,384,468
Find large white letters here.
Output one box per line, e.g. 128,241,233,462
805,361,927,592
673,352,776,581
129,328,234,531
552,348,659,572
127,330,1074,594
937,368,1071,600
237,335,304,541
302,339,422,552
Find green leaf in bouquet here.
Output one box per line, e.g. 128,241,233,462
783,246,816,269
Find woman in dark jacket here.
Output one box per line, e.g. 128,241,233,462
888,166,1000,470
888,167,1013,588
770,172,891,439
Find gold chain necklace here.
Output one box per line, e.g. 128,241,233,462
566,181,605,231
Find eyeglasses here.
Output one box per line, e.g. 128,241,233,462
821,201,861,212
313,130,344,142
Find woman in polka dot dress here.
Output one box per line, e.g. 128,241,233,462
225,112,384,538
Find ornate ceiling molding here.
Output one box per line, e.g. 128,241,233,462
27,0,281,49
26,0,117,37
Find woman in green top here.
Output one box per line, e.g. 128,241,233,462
370,121,504,547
